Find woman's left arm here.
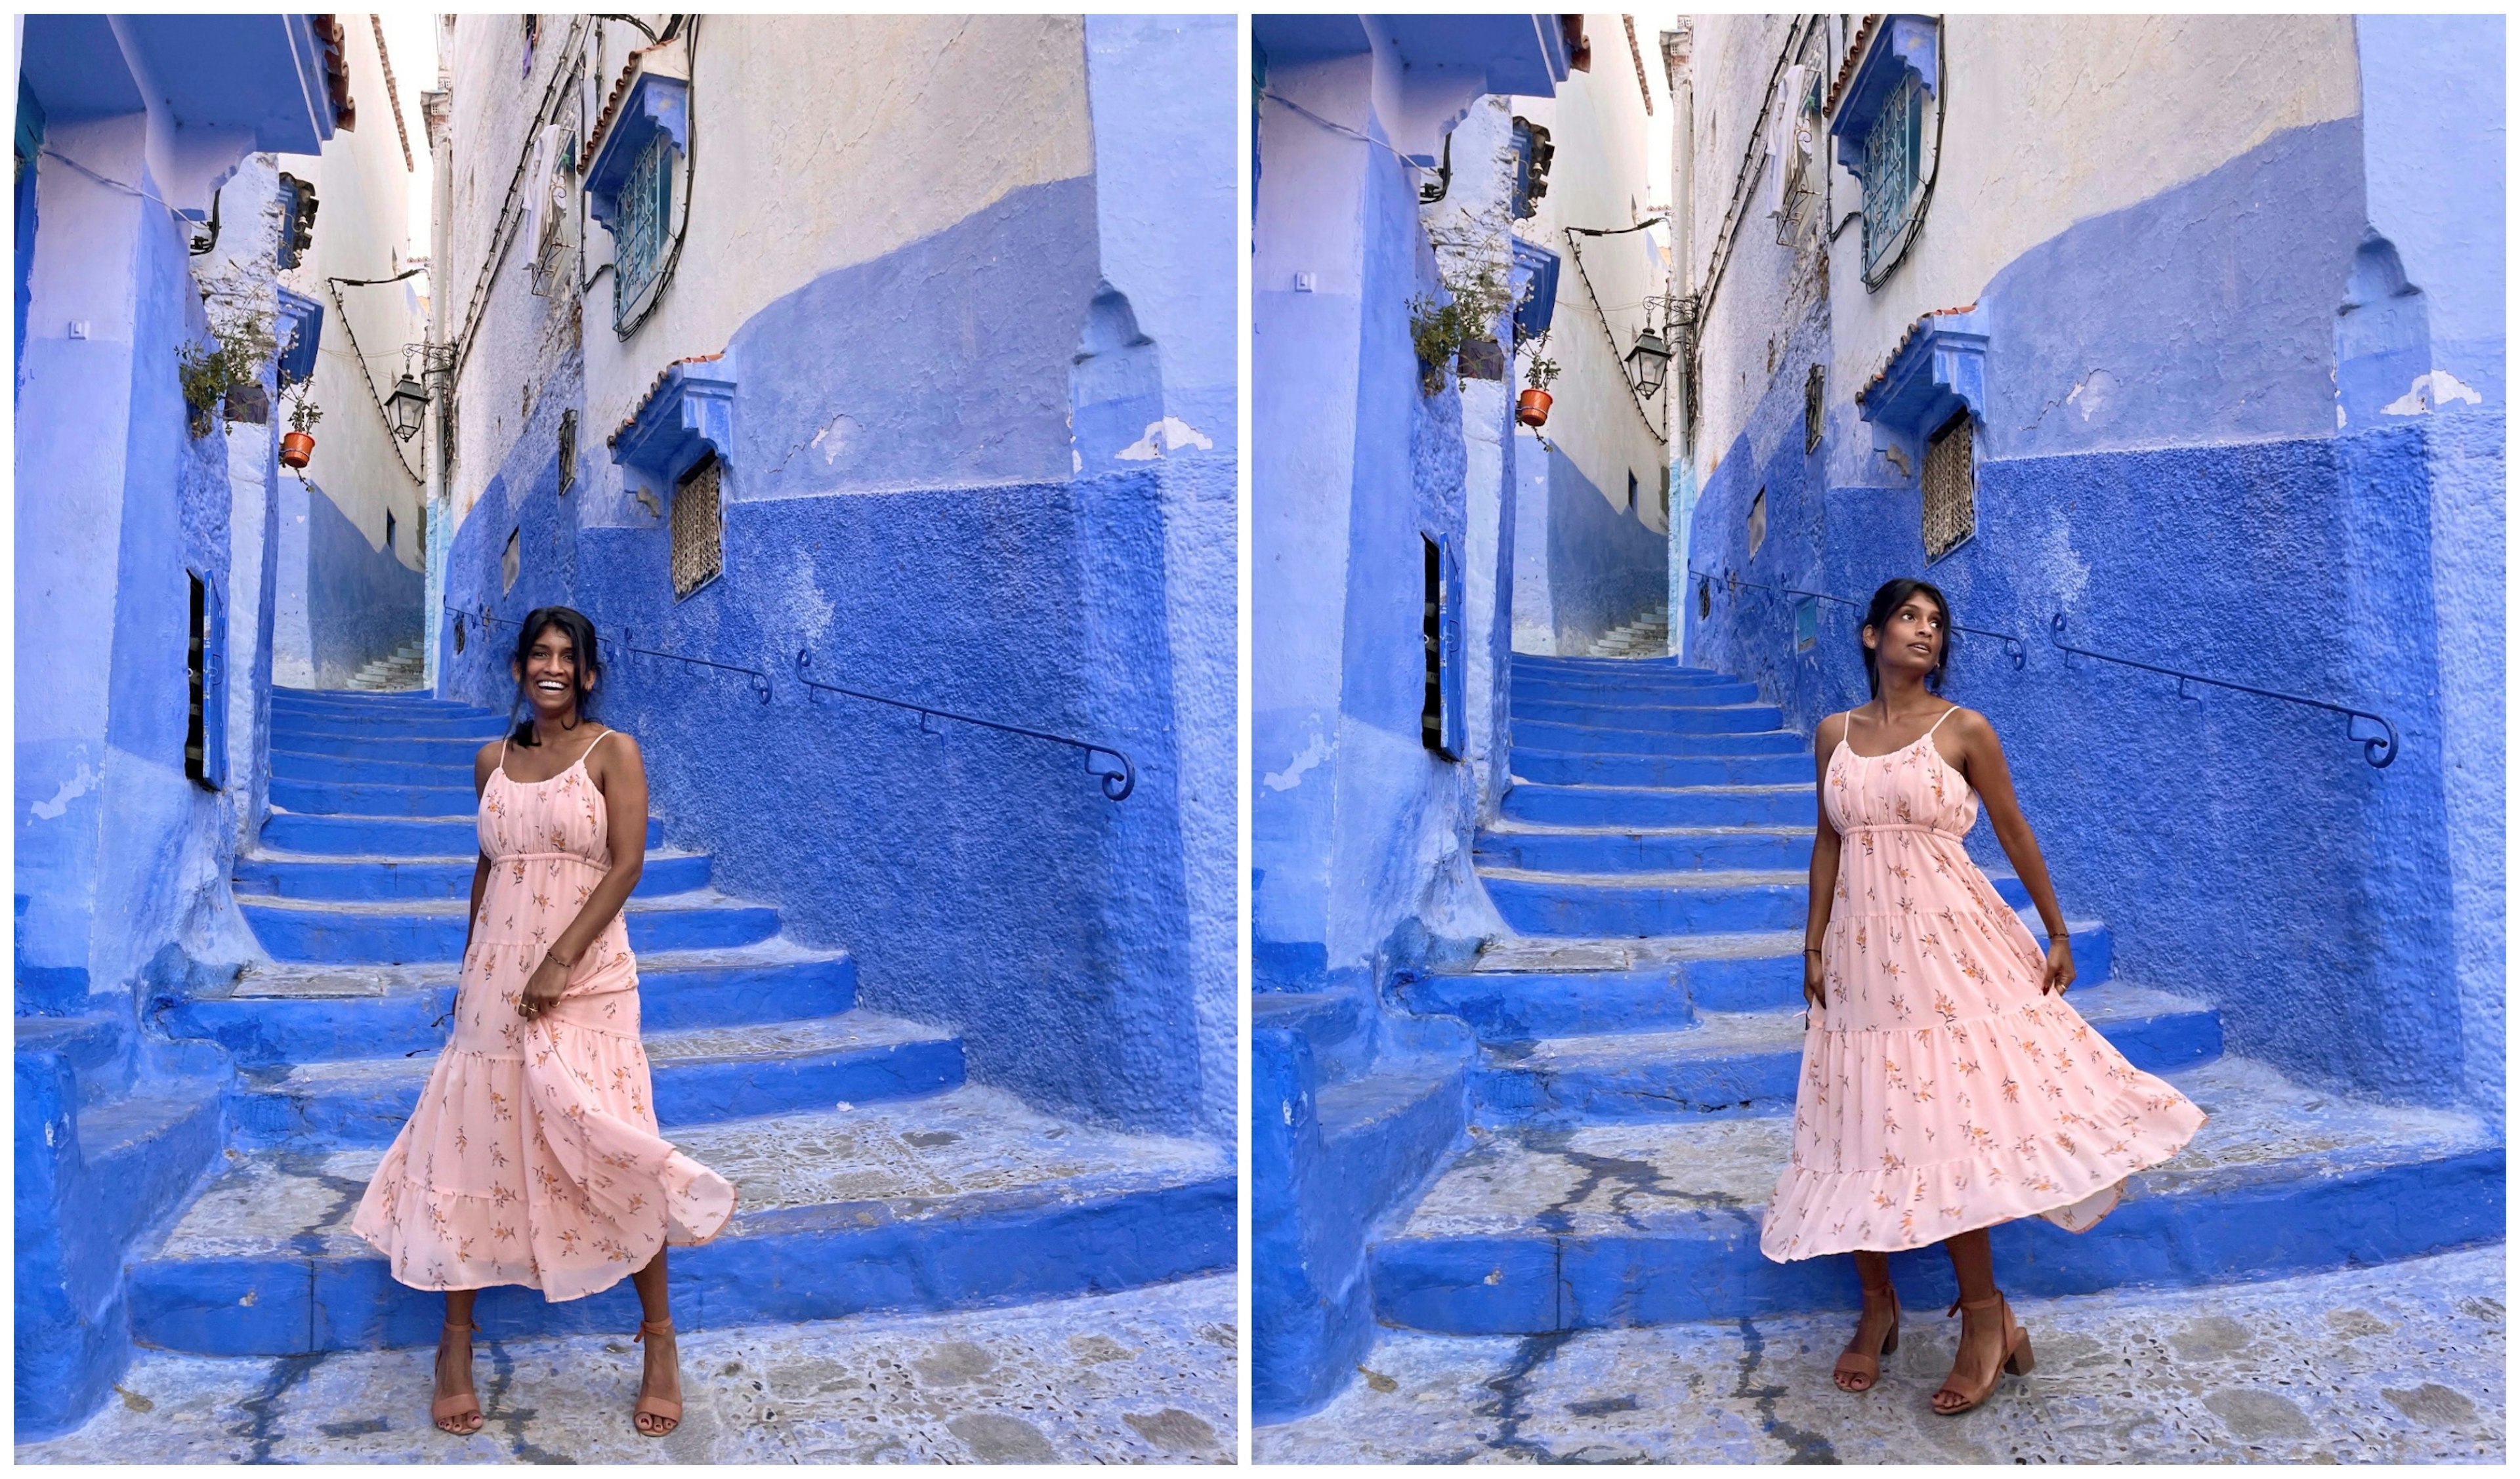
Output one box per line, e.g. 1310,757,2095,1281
1951,710,2076,994
518,732,651,1018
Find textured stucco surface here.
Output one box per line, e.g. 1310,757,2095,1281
1256,1245,2504,1463
1683,116,2494,1113
18,1276,1236,1464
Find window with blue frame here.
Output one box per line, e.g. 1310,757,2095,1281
613,129,673,331
1829,14,1941,289
1860,73,1923,278
1509,116,1555,221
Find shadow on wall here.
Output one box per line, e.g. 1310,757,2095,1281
287,475,423,688
1536,436,1668,652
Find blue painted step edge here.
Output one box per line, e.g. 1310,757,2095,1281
130,1175,1236,1356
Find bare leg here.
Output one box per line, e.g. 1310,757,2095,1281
436,1289,482,1434
1834,1251,1900,1392
1932,1229,2008,1414
630,1248,681,1436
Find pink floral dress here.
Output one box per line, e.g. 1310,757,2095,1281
1759,706,2205,1261
352,730,735,1300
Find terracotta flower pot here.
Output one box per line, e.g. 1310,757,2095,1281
281,431,315,468
1517,388,1553,427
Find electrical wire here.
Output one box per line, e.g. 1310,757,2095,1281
1259,88,1428,176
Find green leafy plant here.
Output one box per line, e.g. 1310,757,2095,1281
176,310,277,438
1522,343,1561,392
285,388,324,434
1408,260,1514,396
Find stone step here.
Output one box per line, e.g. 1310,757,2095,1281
1511,699,1780,732
272,685,471,711
1516,657,1719,678
264,730,504,764
1365,1056,2505,1333
270,711,513,742
1405,914,2116,1037
258,811,664,856
14,1012,137,1105
154,941,860,1065
1512,669,1732,699
237,888,776,964
1502,783,1815,829
127,1085,1234,1356
1511,748,1810,789
267,777,481,818
1474,822,1813,874
74,1081,228,1262
268,748,480,787
228,1009,966,1150
232,846,712,902
1480,860,2034,937
1509,720,1807,758
1512,680,1754,710
1473,981,2221,1125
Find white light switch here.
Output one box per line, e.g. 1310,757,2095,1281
67,320,89,339
1293,273,1316,293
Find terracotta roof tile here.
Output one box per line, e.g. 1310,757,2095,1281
610,352,726,446
585,41,674,159
1825,14,1881,117
1858,304,1977,404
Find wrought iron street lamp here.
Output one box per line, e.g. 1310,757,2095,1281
1626,326,1673,399
386,373,429,442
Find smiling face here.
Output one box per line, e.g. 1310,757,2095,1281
513,622,591,724
1863,590,1947,688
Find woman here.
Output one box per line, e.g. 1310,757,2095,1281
351,606,736,1438
1759,579,2204,1415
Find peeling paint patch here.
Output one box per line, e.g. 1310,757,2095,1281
1263,730,1331,793
30,763,98,822
2382,370,2484,417
1116,417,1214,461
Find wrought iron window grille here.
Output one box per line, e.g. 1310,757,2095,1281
1922,412,1975,562
669,453,723,599
612,129,673,331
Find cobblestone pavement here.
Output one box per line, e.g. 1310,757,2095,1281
22,1276,1235,1464
1258,1247,2504,1463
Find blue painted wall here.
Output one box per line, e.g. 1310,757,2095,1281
289,476,424,688
1534,438,1668,651
1686,105,2502,1116
435,26,1236,1143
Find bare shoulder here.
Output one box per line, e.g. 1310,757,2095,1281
587,726,644,776
473,738,503,780
1816,709,1851,749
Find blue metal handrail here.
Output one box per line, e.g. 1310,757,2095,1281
2049,614,2400,769
470,607,773,702
793,650,1137,802
1688,566,2029,669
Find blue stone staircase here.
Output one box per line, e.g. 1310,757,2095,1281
1348,654,2504,1345
119,687,1231,1357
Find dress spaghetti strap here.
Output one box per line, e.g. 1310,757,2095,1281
1923,704,1960,739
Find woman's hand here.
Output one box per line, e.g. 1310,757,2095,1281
2042,936,2076,995
518,950,572,1021
1803,949,1826,1011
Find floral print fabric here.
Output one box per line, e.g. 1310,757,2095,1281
1759,713,2204,1261
351,734,736,1301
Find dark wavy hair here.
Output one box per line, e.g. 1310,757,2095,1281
507,606,603,747
1859,578,1953,699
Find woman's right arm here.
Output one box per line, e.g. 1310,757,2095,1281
1803,712,1846,1009
464,742,497,961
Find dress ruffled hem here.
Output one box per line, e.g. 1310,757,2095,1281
348,1016,737,1302
1759,1091,2205,1261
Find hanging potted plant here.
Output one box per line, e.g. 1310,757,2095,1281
281,390,322,469
1518,346,1561,427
